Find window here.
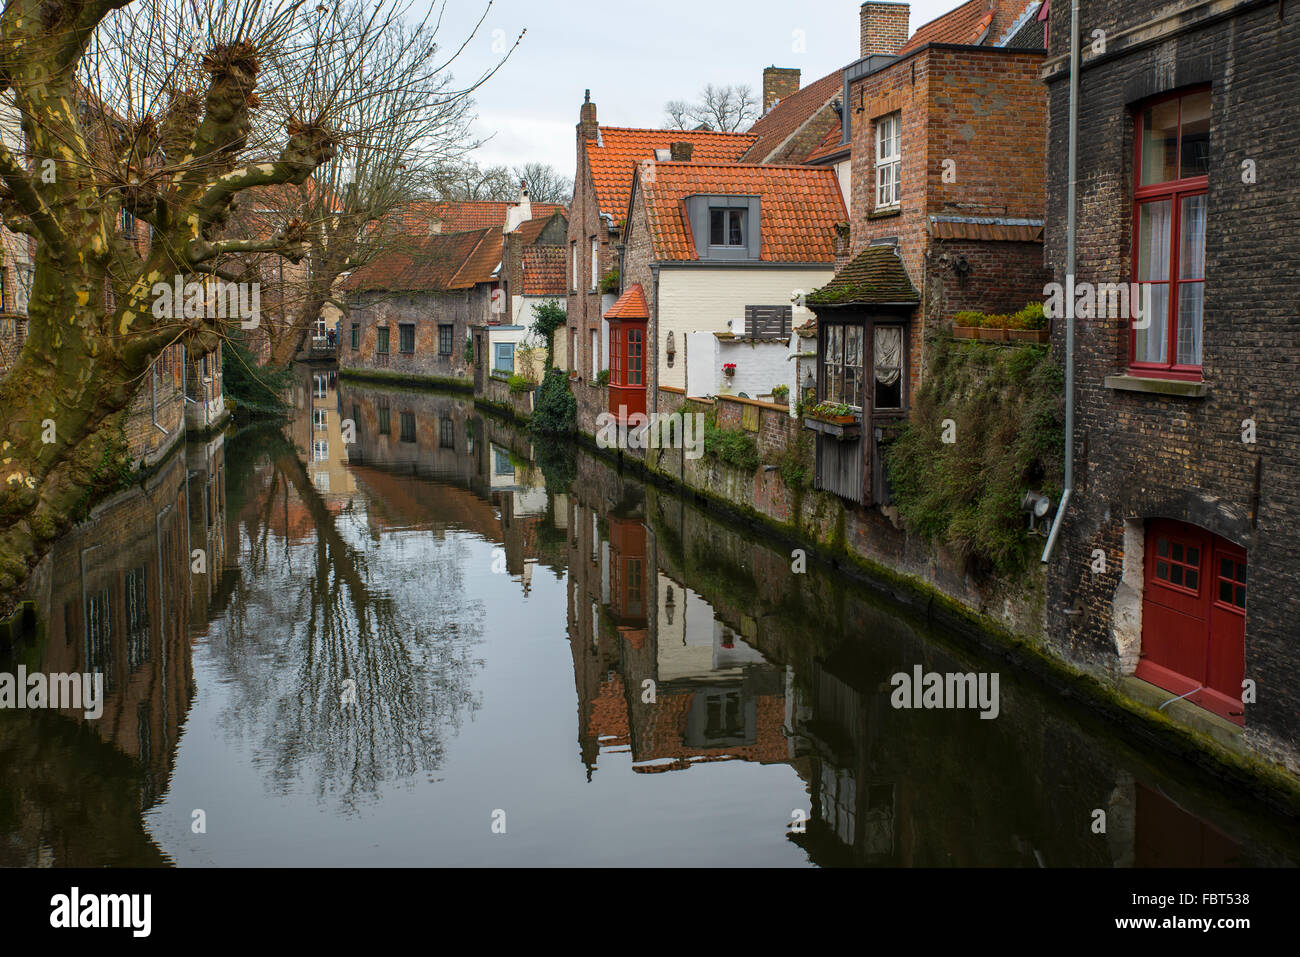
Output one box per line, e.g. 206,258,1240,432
313,408,328,431
123,210,136,240
1132,88,1209,376
400,412,416,443
440,416,455,449
591,330,599,379
590,238,599,290
493,341,515,373
1153,535,1202,595
710,209,745,247
351,323,360,350
438,324,453,356
125,566,149,674
313,440,329,461
873,326,903,410
571,241,578,290
313,374,328,399
376,326,390,355
377,403,391,436
399,323,415,354
1217,554,1247,611
875,113,901,209
823,323,863,409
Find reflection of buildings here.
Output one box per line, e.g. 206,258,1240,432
564,471,791,779
2,429,229,865
341,383,559,596
290,367,357,506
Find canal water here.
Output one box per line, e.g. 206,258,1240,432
2,366,1297,867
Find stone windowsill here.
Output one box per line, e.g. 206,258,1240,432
1104,374,1209,398
867,206,902,221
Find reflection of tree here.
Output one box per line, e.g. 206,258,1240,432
212,428,483,811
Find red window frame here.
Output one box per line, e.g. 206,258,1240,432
1130,87,1210,380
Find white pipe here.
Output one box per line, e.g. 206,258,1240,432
1042,0,1080,564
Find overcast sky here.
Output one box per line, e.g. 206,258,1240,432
431,0,968,175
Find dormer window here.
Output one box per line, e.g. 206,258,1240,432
710,209,746,247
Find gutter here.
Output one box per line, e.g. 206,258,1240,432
1042,0,1079,564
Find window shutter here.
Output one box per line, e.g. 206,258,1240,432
744,305,793,339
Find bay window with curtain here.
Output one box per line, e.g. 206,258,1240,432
1132,87,1210,378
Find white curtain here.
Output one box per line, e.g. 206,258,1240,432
1137,200,1172,364
874,326,902,387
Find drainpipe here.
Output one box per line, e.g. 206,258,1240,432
1042,0,1079,564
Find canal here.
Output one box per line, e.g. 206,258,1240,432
2,367,1297,867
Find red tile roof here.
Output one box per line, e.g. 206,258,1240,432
604,283,649,320
521,246,567,296
741,69,844,164
637,162,846,263
904,0,1003,54
393,200,567,235
586,127,757,225
805,122,850,164
342,228,499,293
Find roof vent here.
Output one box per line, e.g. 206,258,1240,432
654,148,672,161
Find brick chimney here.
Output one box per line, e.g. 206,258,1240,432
762,67,801,114
670,141,694,162
860,2,910,57
579,89,598,142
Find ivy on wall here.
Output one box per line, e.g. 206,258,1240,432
885,339,1065,577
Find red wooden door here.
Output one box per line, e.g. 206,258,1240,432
608,321,646,421
1138,520,1246,725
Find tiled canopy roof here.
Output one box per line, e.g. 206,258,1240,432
741,70,844,164
343,228,499,293
807,246,920,306
638,162,846,263
586,127,757,225
521,246,567,296
604,283,650,320
929,215,1044,242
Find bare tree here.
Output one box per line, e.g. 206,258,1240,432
0,0,517,612
663,83,758,133
427,158,515,201
512,162,571,205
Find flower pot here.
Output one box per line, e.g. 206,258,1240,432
723,369,735,378
952,325,980,340
1005,328,1050,344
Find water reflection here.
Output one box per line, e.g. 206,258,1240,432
1,368,1297,867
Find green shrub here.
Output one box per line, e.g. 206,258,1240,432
530,367,577,436
222,329,295,417
884,338,1064,578
953,310,985,327
1011,301,1047,330
595,368,610,387
530,301,567,369
508,374,532,393
598,270,620,295
703,410,759,471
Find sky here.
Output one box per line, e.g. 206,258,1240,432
430,0,968,176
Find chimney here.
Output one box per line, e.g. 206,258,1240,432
579,89,598,142
860,2,910,58
670,141,694,162
762,67,801,114
504,181,532,234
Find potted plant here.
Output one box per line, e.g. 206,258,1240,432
803,401,861,440
1004,302,1049,343
952,311,984,339
722,362,737,378
771,384,790,404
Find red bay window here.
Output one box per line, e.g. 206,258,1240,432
1131,88,1210,378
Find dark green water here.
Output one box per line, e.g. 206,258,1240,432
2,368,1297,867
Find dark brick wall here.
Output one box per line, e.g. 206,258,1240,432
1043,0,1300,770
342,289,480,382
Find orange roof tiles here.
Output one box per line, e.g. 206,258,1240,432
805,122,849,164
586,127,758,225
521,246,567,296
604,283,649,320
741,69,844,164
638,162,846,263
393,200,567,236
343,228,497,293
898,0,1019,54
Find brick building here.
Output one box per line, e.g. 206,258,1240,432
807,0,1049,504
614,158,845,423
564,94,757,413
1040,0,1300,773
